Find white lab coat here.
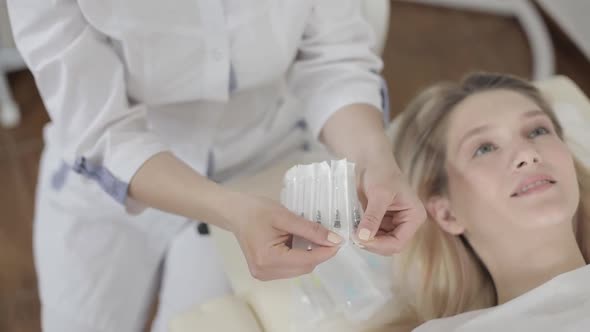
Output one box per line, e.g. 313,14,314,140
7,0,384,331
9,0,383,210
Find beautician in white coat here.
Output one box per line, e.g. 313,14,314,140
8,1,426,331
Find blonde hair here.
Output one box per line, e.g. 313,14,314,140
386,72,590,330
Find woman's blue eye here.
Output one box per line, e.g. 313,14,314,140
528,126,550,138
474,143,496,157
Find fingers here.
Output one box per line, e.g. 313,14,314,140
248,245,340,281
277,213,343,246
361,213,424,256
357,187,393,241
244,204,344,281
360,235,401,256
282,245,340,268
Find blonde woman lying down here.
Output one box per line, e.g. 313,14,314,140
380,72,590,332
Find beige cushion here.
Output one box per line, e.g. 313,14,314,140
170,295,262,332
536,76,590,166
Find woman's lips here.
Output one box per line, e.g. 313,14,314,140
511,175,556,197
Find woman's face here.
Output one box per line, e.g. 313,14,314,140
443,89,579,240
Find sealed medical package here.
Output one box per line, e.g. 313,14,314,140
281,159,393,330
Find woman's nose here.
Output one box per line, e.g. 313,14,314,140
513,145,542,169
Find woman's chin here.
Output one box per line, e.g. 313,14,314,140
516,204,576,229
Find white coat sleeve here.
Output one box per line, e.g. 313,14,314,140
288,0,387,139
7,0,169,212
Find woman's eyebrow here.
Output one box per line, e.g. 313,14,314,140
522,109,546,119
456,125,490,154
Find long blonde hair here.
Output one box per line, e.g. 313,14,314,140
386,72,590,329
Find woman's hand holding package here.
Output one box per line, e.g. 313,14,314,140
129,152,342,281
319,103,427,256
356,163,427,255
228,194,343,281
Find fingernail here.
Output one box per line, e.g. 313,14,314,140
358,228,371,241
327,232,343,244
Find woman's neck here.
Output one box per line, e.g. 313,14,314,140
477,225,586,305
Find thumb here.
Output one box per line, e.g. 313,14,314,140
357,187,393,241
279,214,343,247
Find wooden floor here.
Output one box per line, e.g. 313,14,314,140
1,2,589,331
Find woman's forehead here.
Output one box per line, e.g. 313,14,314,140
447,90,544,137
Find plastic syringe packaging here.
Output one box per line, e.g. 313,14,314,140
282,159,361,248
281,159,393,330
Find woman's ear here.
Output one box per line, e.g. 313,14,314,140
426,195,465,235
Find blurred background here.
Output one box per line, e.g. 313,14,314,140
1,1,589,331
